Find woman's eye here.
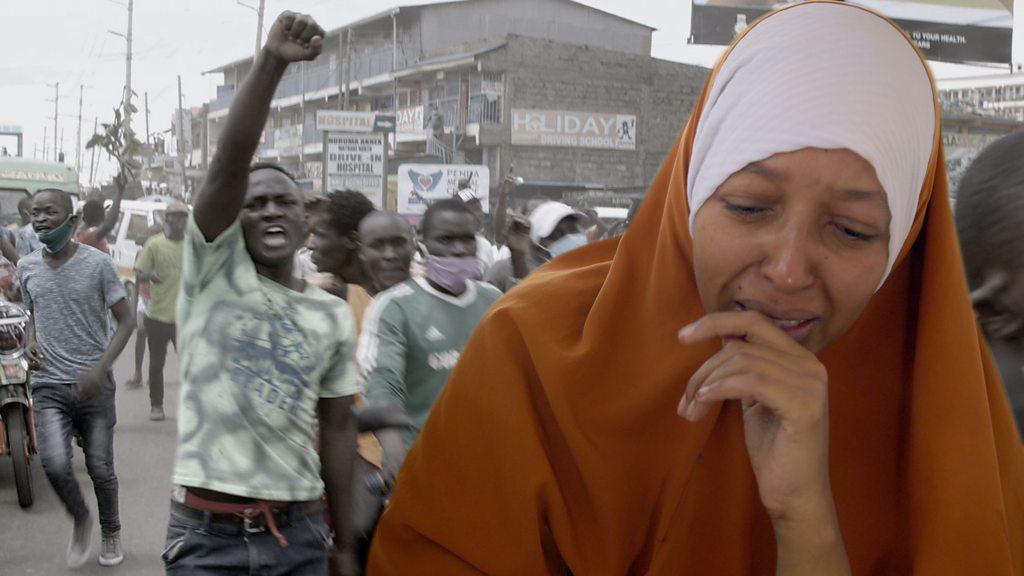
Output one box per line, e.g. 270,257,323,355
836,224,877,242
724,202,768,216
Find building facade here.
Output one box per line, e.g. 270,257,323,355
200,0,708,207
938,73,1024,193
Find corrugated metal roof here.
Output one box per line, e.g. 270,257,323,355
203,0,654,74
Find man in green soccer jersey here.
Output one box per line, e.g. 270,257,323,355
359,198,501,485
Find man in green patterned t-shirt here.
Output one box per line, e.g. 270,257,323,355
164,11,358,576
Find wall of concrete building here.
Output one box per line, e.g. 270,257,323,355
476,36,708,193
418,0,652,58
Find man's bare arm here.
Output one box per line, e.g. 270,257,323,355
492,175,517,247
319,395,358,574
193,11,325,242
0,234,19,265
98,298,136,373
95,173,128,240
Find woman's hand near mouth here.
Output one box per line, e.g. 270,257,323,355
678,311,850,575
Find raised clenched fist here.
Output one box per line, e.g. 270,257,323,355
264,11,325,64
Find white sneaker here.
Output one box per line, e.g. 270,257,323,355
98,532,124,566
66,513,93,568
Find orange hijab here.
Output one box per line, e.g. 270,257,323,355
369,3,1024,573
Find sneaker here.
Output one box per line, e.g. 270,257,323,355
66,513,93,568
150,406,165,421
98,532,124,567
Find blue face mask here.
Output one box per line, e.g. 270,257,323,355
546,232,587,259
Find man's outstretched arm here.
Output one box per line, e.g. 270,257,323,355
193,11,325,242
94,172,128,240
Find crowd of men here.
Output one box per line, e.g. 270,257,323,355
2,12,609,575
9,8,1022,576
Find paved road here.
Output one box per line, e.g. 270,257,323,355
0,334,179,575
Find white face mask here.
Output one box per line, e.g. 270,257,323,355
546,233,588,259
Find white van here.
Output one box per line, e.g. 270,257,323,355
104,200,172,288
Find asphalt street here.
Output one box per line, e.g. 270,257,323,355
0,333,179,575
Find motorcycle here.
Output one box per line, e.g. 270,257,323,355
0,301,36,508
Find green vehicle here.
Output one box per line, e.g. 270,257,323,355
0,157,81,227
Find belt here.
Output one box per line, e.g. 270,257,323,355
170,493,324,547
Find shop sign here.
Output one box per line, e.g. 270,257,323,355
397,164,490,215
511,109,637,151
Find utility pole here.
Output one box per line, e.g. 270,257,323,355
177,75,188,199
144,91,151,192
59,127,65,163
255,0,266,58
392,10,399,151
109,0,134,135
89,117,99,187
125,0,134,134
300,62,306,166
342,28,352,110
42,126,48,161
46,82,59,162
76,85,84,173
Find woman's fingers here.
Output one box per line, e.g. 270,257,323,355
682,354,799,421
684,371,788,421
680,340,782,413
687,365,826,425
680,311,802,353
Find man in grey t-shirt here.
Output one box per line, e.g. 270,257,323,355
18,188,135,568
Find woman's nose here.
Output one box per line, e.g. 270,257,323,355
761,231,816,292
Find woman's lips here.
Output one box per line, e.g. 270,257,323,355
734,300,820,343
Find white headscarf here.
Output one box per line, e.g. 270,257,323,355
686,2,936,283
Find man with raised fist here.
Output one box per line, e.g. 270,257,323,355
163,11,359,575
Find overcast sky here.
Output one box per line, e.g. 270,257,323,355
1,0,1019,185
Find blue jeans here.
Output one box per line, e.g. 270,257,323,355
163,506,331,575
32,376,120,535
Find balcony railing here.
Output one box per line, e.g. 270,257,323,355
210,48,415,113
272,64,339,102
469,94,502,125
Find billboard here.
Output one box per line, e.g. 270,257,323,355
511,109,638,150
316,110,396,134
689,0,1013,65
397,164,490,215
324,133,386,208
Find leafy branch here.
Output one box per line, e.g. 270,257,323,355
85,98,143,186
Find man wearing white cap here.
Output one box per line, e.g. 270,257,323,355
133,200,188,421
484,201,588,292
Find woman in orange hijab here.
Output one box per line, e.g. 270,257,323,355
368,2,1024,574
